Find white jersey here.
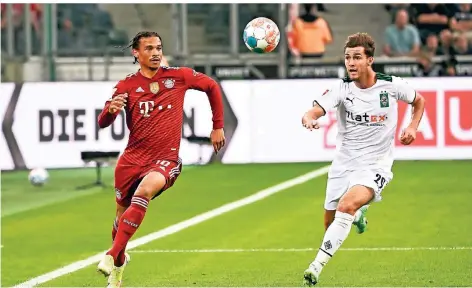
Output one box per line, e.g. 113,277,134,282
313,73,416,176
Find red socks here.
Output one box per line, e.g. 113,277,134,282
107,196,149,266
111,217,126,266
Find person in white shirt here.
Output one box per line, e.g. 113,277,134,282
301,32,426,286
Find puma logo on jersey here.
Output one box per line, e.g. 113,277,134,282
346,97,354,104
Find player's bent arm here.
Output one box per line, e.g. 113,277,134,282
183,68,224,129
407,91,426,130
97,101,119,129
304,103,326,121
98,81,127,129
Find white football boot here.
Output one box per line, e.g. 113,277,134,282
303,262,322,286
97,254,114,277
107,252,131,288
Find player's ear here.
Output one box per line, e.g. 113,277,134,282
132,49,139,59
367,57,374,66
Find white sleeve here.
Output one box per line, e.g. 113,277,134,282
393,76,416,104
312,80,343,114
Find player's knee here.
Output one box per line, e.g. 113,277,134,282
336,201,357,215
134,171,167,200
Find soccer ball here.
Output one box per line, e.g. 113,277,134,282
28,168,49,187
243,17,280,53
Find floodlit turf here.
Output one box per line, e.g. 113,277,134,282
2,161,472,287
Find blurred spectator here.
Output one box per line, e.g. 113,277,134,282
424,34,440,57
454,33,472,55
1,3,42,55
437,29,456,55
414,51,441,76
383,9,420,57
288,3,332,59
412,4,453,42
385,4,415,23
451,3,472,32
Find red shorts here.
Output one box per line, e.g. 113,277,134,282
114,157,182,207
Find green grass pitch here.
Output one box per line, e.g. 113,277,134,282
2,161,472,287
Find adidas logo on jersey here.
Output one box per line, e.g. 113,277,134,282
346,110,388,126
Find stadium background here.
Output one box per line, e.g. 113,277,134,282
1,3,472,287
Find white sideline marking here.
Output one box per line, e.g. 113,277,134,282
15,165,330,287
130,247,472,253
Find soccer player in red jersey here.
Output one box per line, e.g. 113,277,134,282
96,31,225,287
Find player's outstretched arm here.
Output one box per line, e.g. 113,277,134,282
400,91,425,145
98,82,128,129
183,67,225,153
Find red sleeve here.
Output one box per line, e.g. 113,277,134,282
182,67,224,129
97,80,127,129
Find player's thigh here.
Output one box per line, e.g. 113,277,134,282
337,185,374,215
324,209,336,231
338,169,393,214
324,175,349,211
349,169,393,202
136,158,183,200
114,163,143,207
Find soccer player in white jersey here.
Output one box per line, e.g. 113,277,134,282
301,32,426,286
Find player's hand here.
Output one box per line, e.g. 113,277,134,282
400,126,416,145
210,128,225,154
108,93,128,114
302,112,320,131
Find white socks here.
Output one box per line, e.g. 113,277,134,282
312,211,355,267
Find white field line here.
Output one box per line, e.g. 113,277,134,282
130,247,472,253
14,165,331,288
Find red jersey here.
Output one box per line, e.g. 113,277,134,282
97,66,224,165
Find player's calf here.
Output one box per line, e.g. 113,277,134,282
304,185,373,284
105,172,166,266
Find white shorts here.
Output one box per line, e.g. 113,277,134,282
324,169,393,210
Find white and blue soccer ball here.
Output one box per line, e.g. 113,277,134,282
243,17,280,53
28,168,49,186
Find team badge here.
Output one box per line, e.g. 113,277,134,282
150,82,160,94
163,79,175,89
379,91,389,108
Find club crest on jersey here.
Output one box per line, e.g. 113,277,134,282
150,82,160,94
163,79,175,89
379,91,389,108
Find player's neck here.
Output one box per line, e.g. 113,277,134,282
354,69,377,89
139,67,159,79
